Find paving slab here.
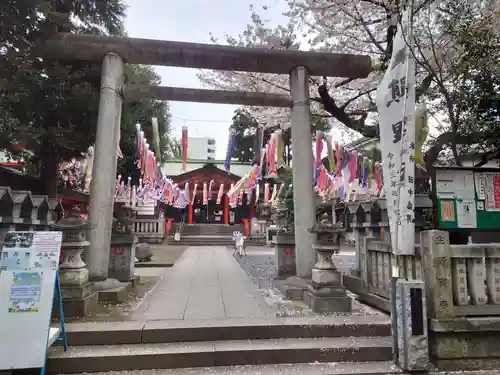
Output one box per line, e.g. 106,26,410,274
138,246,275,320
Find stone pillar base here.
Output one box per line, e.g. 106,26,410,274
350,268,361,277
54,282,98,318
306,269,352,313
54,283,98,318
305,292,351,313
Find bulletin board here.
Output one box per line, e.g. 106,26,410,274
433,167,500,230
0,231,62,370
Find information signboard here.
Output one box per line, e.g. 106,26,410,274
0,231,62,370
434,167,500,230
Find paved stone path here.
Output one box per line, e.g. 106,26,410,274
138,246,276,320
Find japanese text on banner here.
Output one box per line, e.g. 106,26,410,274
375,8,416,255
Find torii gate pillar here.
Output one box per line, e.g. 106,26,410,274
87,53,124,283
290,66,316,278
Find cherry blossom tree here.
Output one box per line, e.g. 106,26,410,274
199,0,499,164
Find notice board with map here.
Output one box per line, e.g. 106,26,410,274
434,166,500,230
0,231,62,370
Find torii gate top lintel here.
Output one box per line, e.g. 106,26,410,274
40,33,372,79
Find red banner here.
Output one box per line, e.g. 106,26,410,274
181,125,188,171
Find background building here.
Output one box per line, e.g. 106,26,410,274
187,137,216,160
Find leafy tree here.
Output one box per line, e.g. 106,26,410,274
166,138,182,160
1,0,176,194
0,0,127,196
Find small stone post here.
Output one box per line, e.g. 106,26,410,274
50,208,97,317
109,201,138,286
307,216,351,313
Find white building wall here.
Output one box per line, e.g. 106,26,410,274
187,137,216,160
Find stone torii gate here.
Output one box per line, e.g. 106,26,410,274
40,33,372,285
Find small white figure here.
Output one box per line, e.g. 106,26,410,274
232,231,247,256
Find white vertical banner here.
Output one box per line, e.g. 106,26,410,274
376,8,416,255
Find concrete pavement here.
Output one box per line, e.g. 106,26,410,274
137,246,276,320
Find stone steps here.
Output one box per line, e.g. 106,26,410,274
48,317,392,373
62,317,391,345
60,361,401,375
168,235,264,247
48,336,392,373
181,224,243,236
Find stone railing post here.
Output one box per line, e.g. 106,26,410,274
420,230,454,319
50,210,97,317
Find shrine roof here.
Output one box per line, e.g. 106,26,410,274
167,162,245,186
163,159,250,179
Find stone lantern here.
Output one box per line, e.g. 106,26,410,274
307,216,351,313
50,206,97,317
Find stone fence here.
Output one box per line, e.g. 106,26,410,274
0,186,64,243
132,198,164,244
344,218,500,369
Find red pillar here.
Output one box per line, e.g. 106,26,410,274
242,219,250,237
248,190,255,220
223,195,229,225
249,204,255,219
165,218,174,236
188,203,193,224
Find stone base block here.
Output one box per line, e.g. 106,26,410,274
53,292,98,318
308,283,347,297
312,268,342,285
60,282,92,300
306,292,352,314
350,268,361,277
274,276,309,300
97,283,129,303
59,267,89,286
430,324,500,370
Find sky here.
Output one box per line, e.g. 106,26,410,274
124,0,289,159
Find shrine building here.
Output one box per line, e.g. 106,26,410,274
162,159,256,224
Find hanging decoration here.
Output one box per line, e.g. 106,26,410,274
202,182,208,205
276,130,285,169
252,126,265,164
191,183,198,205
224,131,236,171
267,132,278,178
258,147,266,180
264,183,270,203
216,184,224,204
208,180,215,200
375,6,416,256
326,135,335,172
151,117,162,162
414,103,429,166
181,125,188,172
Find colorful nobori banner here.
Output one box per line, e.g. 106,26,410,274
375,7,416,256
